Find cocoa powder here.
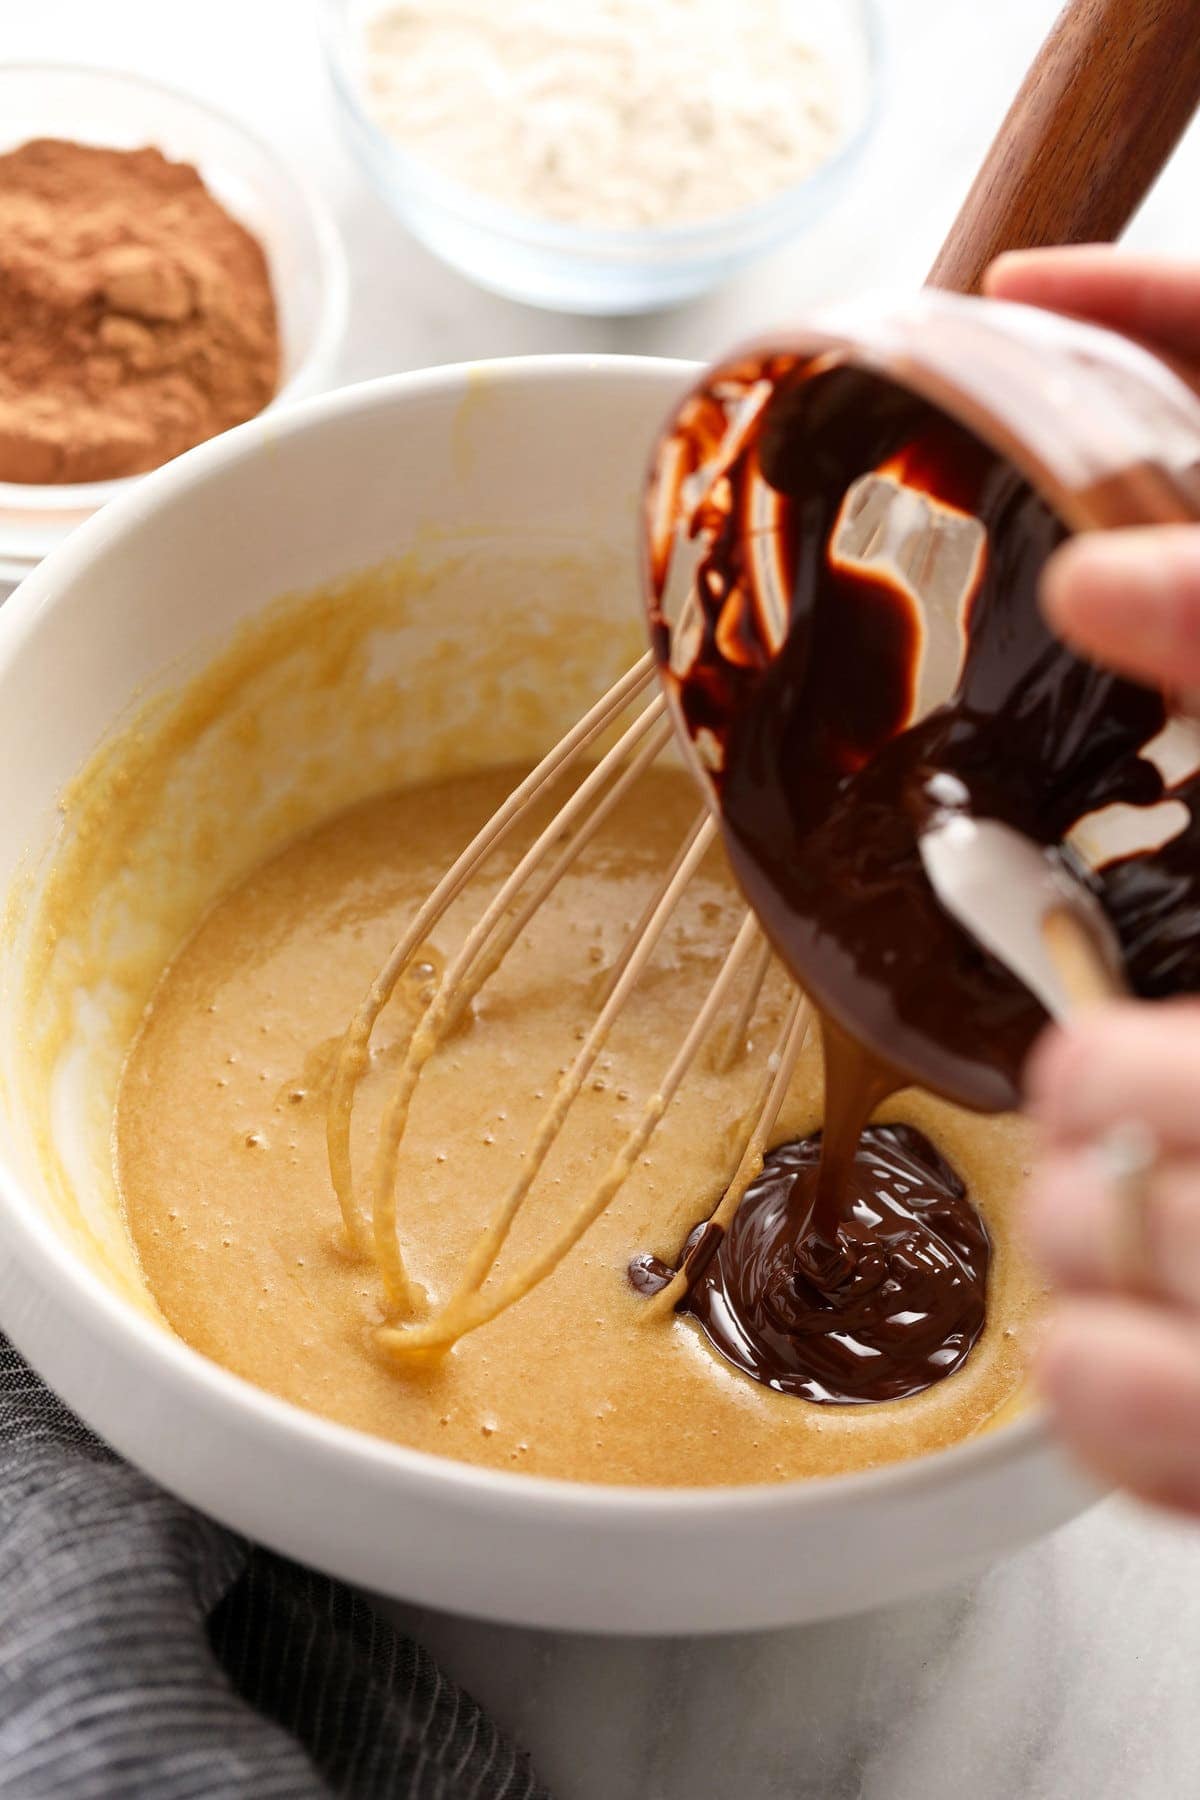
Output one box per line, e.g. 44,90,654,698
0,139,280,484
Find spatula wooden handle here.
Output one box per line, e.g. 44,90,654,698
1043,907,1125,1012
928,0,1200,295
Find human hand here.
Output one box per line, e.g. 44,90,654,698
985,246,1200,1514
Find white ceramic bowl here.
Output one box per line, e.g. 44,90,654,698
0,357,1093,1635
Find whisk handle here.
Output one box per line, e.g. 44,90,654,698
927,0,1200,296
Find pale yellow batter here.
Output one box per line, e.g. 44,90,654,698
115,762,1044,1486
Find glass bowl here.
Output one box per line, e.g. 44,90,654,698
0,64,349,592
320,0,883,316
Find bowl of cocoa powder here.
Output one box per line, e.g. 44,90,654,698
0,65,348,591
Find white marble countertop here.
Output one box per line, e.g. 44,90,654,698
4,0,1200,1793
390,1497,1200,1799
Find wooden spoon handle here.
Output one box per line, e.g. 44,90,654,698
928,0,1200,295
1042,907,1125,1011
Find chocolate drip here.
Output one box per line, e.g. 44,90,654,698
628,1253,674,1297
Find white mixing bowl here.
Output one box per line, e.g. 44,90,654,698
0,357,1093,1634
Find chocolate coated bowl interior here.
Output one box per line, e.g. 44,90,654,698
645,294,1200,1113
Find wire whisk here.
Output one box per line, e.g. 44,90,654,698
325,650,810,1358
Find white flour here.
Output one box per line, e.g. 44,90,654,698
363,0,844,228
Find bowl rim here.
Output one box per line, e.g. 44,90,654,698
0,59,350,518
318,0,887,253
0,351,1053,1521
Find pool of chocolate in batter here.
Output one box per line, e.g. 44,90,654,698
116,764,1041,1486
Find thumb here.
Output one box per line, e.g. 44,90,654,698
1041,526,1200,691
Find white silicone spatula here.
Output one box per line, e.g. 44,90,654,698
919,814,1125,1019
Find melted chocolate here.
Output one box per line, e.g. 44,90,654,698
629,1018,991,1405
638,351,1200,1405
655,360,1181,1112
683,1122,988,1404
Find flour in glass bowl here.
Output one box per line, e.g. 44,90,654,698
362,0,846,228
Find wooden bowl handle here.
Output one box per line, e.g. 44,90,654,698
928,0,1200,295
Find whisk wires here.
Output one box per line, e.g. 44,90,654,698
325,655,807,1358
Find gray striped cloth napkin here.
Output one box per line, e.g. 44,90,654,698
0,1338,550,1799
